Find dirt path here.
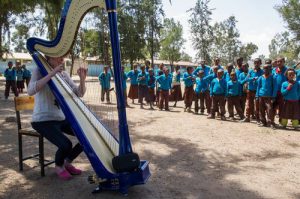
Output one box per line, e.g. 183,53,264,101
0,76,300,199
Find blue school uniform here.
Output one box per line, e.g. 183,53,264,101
281,81,300,101
148,75,156,89
235,68,244,79
16,69,24,81
23,68,32,78
227,80,241,97
183,72,195,87
127,70,139,85
296,70,300,82
4,68,16,81
98,72,111,89
194,77,209,94
210,78,227,96
247,69,264,91
138,71,148,86
156,74,172,91
122,72,128,90
204,73,217,84
272,66,288,93
193,66,210,77
256,75,277,98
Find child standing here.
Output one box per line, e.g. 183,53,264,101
227,72,245,120
280,68,300,129
256,64,277,129
16,63,25,93
4,61,18,99
156,63,165,105
121,66,129,107
156,67,172,111
147,68,156,110
169,65,183,107
138,65,149,109
127,64,139,104
238,63,249,114
183,66,195,112
242,58,263,123
22,64,32,88
194,70,210,115
98,66,112,103
208,69,227,120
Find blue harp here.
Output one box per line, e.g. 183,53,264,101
27,0,150,194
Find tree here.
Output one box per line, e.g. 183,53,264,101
238,43,258,62
11,24,29,52
269,31,298,66
159,18,185,70
118,0,147,67
188,0,213,63
180,52,193,62
143,0,164,68
0,0,37,59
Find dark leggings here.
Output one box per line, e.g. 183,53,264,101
31,120,83,166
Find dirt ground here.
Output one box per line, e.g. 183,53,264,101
1,76,300,199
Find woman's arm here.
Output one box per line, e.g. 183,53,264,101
27,65,63,96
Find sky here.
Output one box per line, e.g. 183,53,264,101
162,0,287,60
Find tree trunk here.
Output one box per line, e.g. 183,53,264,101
0,23,3,60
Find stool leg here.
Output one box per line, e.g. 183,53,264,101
18,133,23,171
39,136,45,177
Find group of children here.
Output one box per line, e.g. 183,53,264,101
98,57,300,130
3,61,32,99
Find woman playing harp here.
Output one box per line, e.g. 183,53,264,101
28,55,87,180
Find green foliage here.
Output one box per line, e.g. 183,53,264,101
188,0,213,63
159,18,185,66
180,52,193,62
269,31,298,66
11,24,29,52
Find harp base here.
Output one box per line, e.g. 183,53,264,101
90,160,151,195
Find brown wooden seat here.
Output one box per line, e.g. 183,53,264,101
14,96,54,176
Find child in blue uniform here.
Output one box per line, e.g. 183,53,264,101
208,69,227,120
16,63,24,93
224,63,234,82
194,70,210,114
156,67,172,111
280,68,300,129
4,61,18,99
138,65,148,109
238,63,249,114
227,72,245,120
147,68,156,110
183,66,195,112
98,66,112,103
242,58,263,123
256,64,277,128
127,64,139,104
170,65,183,107
22,64,32,87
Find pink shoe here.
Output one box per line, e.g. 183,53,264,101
56,168,72,180
65,164,82,175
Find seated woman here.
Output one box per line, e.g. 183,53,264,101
28,55,87,180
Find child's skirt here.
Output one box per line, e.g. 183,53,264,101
17,80,24,89
128,84,138,99
146,88,156,102
282,100,300,120
169,85,183,102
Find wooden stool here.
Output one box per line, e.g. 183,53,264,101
15,96,54,176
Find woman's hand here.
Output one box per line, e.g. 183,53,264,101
78,67,87,81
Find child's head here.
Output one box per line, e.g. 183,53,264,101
263,64,272,75
187,66,194,74
277,57,285,68
175,65,180,71
8,61,13,68
265,58,272,65
217,69,224,79
254,58,262,69
212,66,218,74
133,64,138,71
148,68,154,76
16,61,21,68
200,60,206,66
163,67,169,75
159,63,164,70
22,64,26,69
104,66,109,72
214,57,220,66
226,63,234,73
198,70,204,78
285,68,296,81
236,57,243,67
121,66,125,72
230,72,236,81
145,60,150,67
140,65,145,71
242,63,249,73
